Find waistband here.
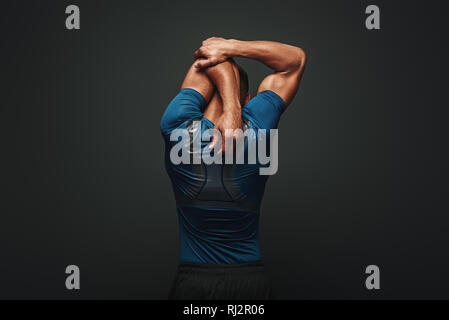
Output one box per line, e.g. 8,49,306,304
177,261,265,274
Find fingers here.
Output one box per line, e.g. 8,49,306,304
221,129,235,154
194,46,207,60
194,59,206,68
194,58,217,69
194,49,201,59
217,133,226,155
208,131,220,150
233,128,243,141
208,127,227,155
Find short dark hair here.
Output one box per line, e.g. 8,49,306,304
236,64,249,104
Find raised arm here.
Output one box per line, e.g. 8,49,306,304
182,59,241,115
181,59,243,150
194,37,306,106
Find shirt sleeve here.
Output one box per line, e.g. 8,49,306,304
241,90,286,130
160,88,207,136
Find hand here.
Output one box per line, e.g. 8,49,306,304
209,109,243,154
194,37,234,69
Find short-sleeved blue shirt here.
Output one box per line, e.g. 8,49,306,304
160,88,285,264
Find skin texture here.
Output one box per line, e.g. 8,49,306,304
180,59,244,151
181,37,307,151
194,37,307,106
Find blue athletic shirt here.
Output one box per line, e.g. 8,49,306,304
160,88,286,264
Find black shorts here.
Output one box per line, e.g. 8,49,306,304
168,261,272,300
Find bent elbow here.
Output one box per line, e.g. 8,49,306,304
285,47,306,73
295,47,306,70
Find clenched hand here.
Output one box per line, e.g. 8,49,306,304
194,37,234,69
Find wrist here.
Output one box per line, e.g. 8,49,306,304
226,39,241,57
223,105,242,117
223,95,241,108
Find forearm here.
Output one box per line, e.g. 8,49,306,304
226,39,305,73
181,59,241,111
180,62,215,102
194,37,306,106
204,60,241,114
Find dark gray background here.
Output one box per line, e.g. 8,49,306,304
1,0,448,299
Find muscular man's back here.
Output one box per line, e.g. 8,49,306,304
161,88,285,264
161,37,305,299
